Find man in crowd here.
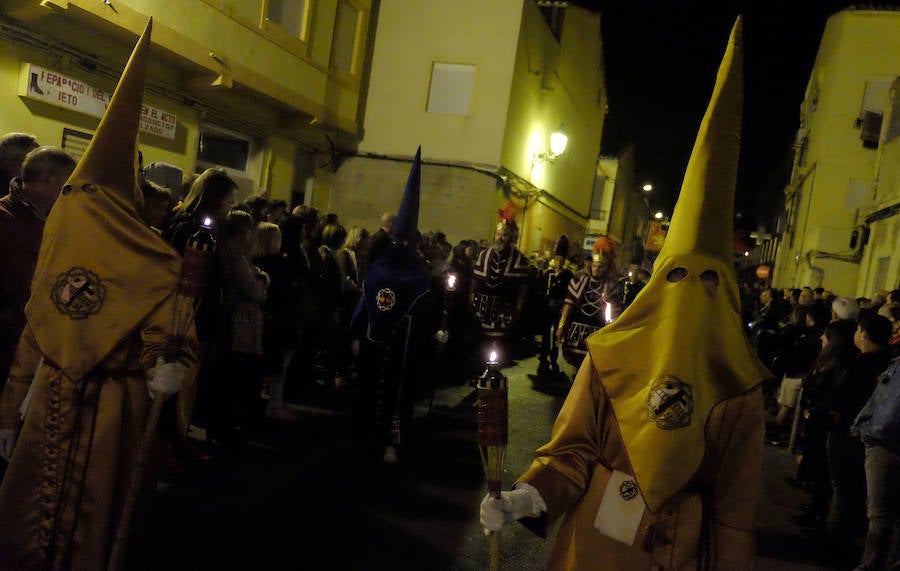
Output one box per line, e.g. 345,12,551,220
852,351,900,570
481,20,766,569
0,147,75,385
368,211,396,264
0,133,39,197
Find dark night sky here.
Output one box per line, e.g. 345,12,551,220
577,0,878,232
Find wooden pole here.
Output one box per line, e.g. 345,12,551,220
477,354,508,571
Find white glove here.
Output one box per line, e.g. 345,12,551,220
0,428,16,462
480,484,545,532
147,356,186,399
434,330,449,344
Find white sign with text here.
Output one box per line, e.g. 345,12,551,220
18,63,177,140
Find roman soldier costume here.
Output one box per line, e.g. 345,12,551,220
470,215,530,343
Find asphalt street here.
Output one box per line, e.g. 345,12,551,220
127,353,848,570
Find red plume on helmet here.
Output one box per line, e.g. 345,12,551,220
592,235,618,267
497,200,518,237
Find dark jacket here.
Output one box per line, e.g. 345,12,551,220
0,184,45,383
827,349,894,431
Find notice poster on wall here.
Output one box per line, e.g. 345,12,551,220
18,63,177,140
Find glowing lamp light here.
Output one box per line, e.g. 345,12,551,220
202,217,213,228
605,301,612,324
744,251,750,257
488,350,499,364
549,130,568,157
642,184,653,192
654,211,664,220
447,273,457,292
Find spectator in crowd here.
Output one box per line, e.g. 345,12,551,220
793,319,858,530
623,267,650,309
772,305,813,430
831,296,860,322
142,161,183,200
319,223,351,388
339,226,371,295
165,168,238,433
265,199,287,224
243,194,269,224
139,178,173,234
253,222,299,423
870,290,890,311
215,209,269,446
888,289,900,305
368,212,396,265
799,287,815,307
877,302,900,352
0,133,39,197
752,287,784,372
824,312,894,560
852,355,900,570
0,147,75,386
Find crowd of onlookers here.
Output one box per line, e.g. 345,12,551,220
746,284,900,567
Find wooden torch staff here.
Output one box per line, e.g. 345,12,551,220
108,224,215,571
477,348,508,571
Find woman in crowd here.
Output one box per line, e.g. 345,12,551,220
794,319,857,531
215,210,269,446
254,221,299,422
164,168,238,439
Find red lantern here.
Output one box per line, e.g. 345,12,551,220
755,265,770,279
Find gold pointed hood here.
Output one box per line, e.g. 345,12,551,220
586,18,765,512
26,19,182,382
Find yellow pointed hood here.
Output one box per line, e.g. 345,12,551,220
586,18,765,512
26,19,182,382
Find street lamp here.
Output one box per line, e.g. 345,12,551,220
534,126,568,164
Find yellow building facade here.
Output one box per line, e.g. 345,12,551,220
329,0,607,251
0,0,372,203
773,9,900,296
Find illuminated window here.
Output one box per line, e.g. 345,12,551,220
331,0,360,73
266,0,310,42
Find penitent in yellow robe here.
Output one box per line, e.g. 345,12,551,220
0,292,197,571
518,357,764,571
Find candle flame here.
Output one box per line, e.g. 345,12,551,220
489,350,498,363
605,301,612,324
447,274,457,290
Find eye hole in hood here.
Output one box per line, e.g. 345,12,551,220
666,267,688,283
700,270,719,288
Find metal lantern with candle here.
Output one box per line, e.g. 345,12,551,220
477,346,508,570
